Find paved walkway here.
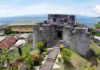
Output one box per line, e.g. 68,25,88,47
39,47,60,70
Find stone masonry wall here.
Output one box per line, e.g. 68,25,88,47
32,24,56,49
63,27,91,56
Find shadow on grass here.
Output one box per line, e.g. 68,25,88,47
64,62,76,70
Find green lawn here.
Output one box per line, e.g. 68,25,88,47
53,50,90,70
90,41,100,70
90,41,100,54
54,42,100,70
95,33,100,36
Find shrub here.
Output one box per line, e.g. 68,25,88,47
96,23,100,28
18,47,23,57
61,48,72,64
87,49,96,58
97,54,100,60
91,29,96,36
31,50,43,66
5,28,12,34
84,66,96,70
60,44,64,51
24,52,34,69
36,41,45,53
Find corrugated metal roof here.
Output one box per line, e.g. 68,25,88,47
96,29,100,31
0,25,7,30
0,36,19,49
20,33,31,39
14,39,26,47
8,21,38,26
0,36,6,42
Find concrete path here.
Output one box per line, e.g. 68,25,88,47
39,47,60,70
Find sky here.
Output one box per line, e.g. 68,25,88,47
0,0,100,17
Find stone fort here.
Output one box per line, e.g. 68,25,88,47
32,14,90,56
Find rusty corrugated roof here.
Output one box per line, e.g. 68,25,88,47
96,28,100,31
0,36,19,49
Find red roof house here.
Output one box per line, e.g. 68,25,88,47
0,36,19,49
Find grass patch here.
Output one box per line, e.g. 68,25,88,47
90,41,100,54
8,44,33,62
53,50,90,70
95,33,100,36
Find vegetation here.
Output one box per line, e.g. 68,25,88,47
0,49,10,65
90,41,100,60
24,52,34,70
60,44,64,51
91,28,100,36
0,44,43,70
61,48,72,64
95,33,100,36
36,41,45,53
90,23,100,36
96,23,100,29
5,28,12,34
54,49,90,70
91,29,96,36
84,66,96,70
18,47,23,57
31,50,42,66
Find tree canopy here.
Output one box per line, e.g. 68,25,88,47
96,23,100,28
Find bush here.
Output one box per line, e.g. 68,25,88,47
24,52,34,69
87,49,96,58
5,28,12,34
61,48,72,64
84,66,96,70
91,29,96,36
31,50,43,66
36,41,45,53
96,23,100,28
18,47,23,57
60,44,64,51
97,54,100,60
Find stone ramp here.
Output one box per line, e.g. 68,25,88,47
39,47,59,70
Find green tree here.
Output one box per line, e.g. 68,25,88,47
24,52,34,70
60,44,64,51
0,48,10,69
31,50,42,66
61,48,72,64
18,47,23,57
36,41,45,53
96,23,100,28
91,29,96,36
5,27,12,34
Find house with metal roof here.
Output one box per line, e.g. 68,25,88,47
0,36,19,49
8,21,38,33
0,25,7,35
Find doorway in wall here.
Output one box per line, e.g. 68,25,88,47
57,30,63,39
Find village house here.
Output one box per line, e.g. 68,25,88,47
8,23,35,33
0,25,7,35
96,28,100,33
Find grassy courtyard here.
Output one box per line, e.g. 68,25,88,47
53,50,90,70
53,41,100,70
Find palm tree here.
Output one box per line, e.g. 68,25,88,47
18,47,23,58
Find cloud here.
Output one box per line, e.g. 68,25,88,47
0,3,99,17
0,4,70,17
92,5,100,16
95,5,100,13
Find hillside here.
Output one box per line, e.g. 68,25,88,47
0,15,99,27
